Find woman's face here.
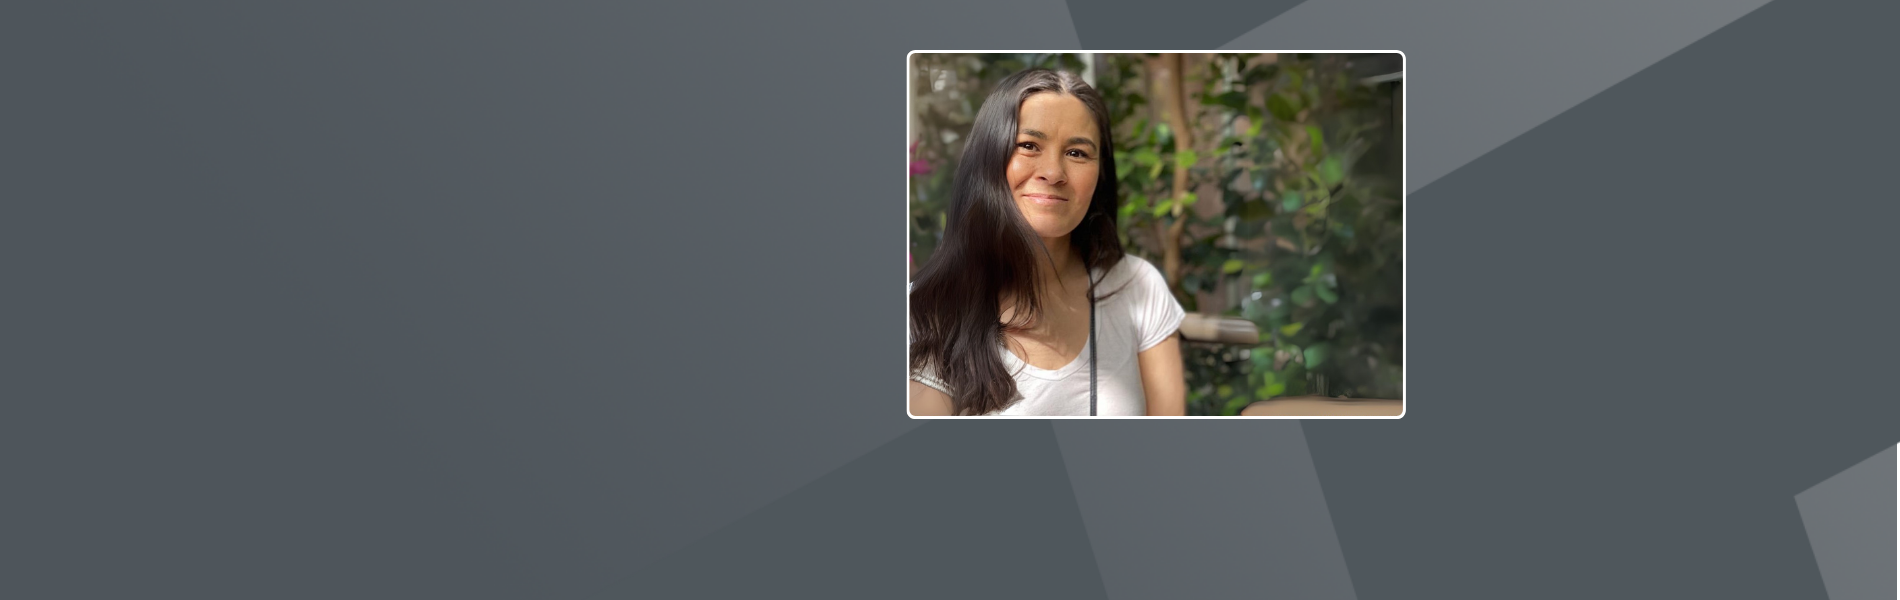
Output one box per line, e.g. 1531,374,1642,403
1006,92,1100,241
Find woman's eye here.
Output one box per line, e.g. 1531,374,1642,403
1067,150,1091,158
1018,142,1039,151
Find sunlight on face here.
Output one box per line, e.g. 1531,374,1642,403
1005,92,1099,241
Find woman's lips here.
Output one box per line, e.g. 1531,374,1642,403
1023,193,1068,206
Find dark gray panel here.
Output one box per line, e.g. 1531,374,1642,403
2,1,1081,597
9,0,1898,598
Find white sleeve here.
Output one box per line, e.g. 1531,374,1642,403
1130,258,1187,351
907,283,954,395
911,364,953,395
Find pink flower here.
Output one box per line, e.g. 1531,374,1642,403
909,140,934,176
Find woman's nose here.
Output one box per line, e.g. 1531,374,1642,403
1036,156,1066,185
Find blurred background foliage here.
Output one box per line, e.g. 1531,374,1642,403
910,53,1403,415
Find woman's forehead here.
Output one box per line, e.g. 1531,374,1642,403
1017,93,1095,133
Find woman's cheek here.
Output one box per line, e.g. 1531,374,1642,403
1070,166,1097,203
1004,156,1031,189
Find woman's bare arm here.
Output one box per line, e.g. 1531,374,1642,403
908,380,954,416
1138,333,1186,416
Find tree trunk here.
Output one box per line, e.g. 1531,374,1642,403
1151,53,1196,300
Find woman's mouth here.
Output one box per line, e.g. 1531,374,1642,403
1023,193,1068,206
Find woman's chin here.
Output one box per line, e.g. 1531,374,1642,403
1015,201,1084,238
1025,219,1081,239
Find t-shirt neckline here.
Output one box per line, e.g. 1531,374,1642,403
1002,334,1092,380
1002,265,1106,381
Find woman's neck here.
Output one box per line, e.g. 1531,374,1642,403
1000,235,1084,331
1038,235,1081,289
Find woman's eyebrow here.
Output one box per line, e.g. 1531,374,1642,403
1019,128,1097,150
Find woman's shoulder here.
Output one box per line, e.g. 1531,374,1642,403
1112,254,1162,277
1102,254,1168,292
1103,254,1186,348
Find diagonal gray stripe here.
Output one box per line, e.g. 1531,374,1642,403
1796,446,1898,600
1065,0,1309,49
1298,0,1900,593
637,421,1107,599
1222,0,1773,194
1052,421,1355,599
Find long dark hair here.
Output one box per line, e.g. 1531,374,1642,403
909,68,1124,416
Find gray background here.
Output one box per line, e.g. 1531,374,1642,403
4,0,1896,598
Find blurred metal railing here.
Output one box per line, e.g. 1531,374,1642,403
1178,313,1260,345
1177,315,1403,414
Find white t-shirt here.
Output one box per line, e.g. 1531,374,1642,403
908,255,1186,416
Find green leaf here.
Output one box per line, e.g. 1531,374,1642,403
1267,297,1290,320
1222,396,1250,416
1306,124,1324,155
1303,344,1329,368
1267,93,1298,121
1318,156,1344,185
1291,285,1314,305
1152,198,1173,218
1178,192,1198,207
1222,259,1244,274
1280,191,1303,212
1246,104,1264,137
1115,159,1132,181
1217,384,1233,397
1131,148,1160,166
1264,382,1286,397
1207,91,1249,110
1315,285,1338,304
1251,272,1273,288
1175,150,1199,170
1279,322,1304,336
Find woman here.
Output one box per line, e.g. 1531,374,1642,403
909,68,1187,416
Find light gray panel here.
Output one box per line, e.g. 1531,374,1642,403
1053,421,1355,599
1797,446,1897,600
